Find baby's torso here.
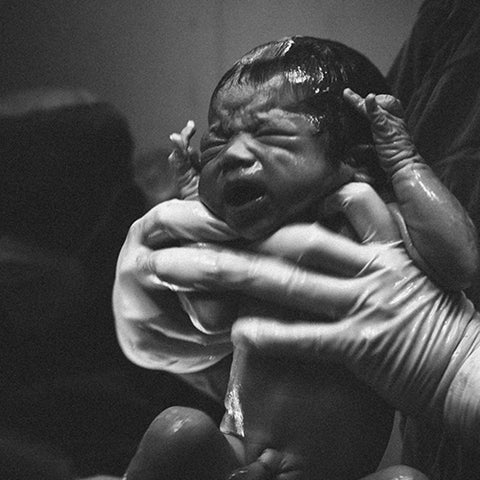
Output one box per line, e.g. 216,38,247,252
221,301,393,480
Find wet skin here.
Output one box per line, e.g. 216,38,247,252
192,78,393,479
198,76,352,241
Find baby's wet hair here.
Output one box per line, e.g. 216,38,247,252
211,36,391,189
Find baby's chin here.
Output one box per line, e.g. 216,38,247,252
209,195,322,241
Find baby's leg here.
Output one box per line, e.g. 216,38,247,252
359,465,429,480
227,455,429,480
125,406,240,480
227,448,301,480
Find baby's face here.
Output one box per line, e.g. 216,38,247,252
198,77,349,240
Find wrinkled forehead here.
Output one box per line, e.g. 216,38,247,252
210,75,287,115
208,74,322,131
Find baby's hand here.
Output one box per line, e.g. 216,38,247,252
343,88,421,176
169,120,200,200
344,88,479,290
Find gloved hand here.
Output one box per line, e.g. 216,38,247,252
146,182,480,451
344,88,479,290
113,197,238,373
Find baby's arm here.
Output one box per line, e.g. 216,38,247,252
344,89,479,290
169,121,240,334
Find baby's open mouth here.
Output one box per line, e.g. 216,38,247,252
223,180,266,207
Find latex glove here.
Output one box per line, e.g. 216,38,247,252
344,88,479,290
148,182,480,450
113,198,239,373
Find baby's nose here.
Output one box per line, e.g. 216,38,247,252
221,136,256,173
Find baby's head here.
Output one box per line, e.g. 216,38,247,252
198,36,390,240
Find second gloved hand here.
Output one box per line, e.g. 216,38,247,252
148,183,480,450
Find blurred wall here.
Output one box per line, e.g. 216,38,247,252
1,0,423,152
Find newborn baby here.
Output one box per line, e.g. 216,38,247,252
124,36,476,480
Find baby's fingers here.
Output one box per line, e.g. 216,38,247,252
180,119,196,145
344,89,405,136
367,94,404,118
169,120,196,158
363,94,397,138
344,90,395,138
169,120,196,153
343,88,367,115
177,120,196,155
169,132,185,153
169,121,200,196
344,88,404,120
